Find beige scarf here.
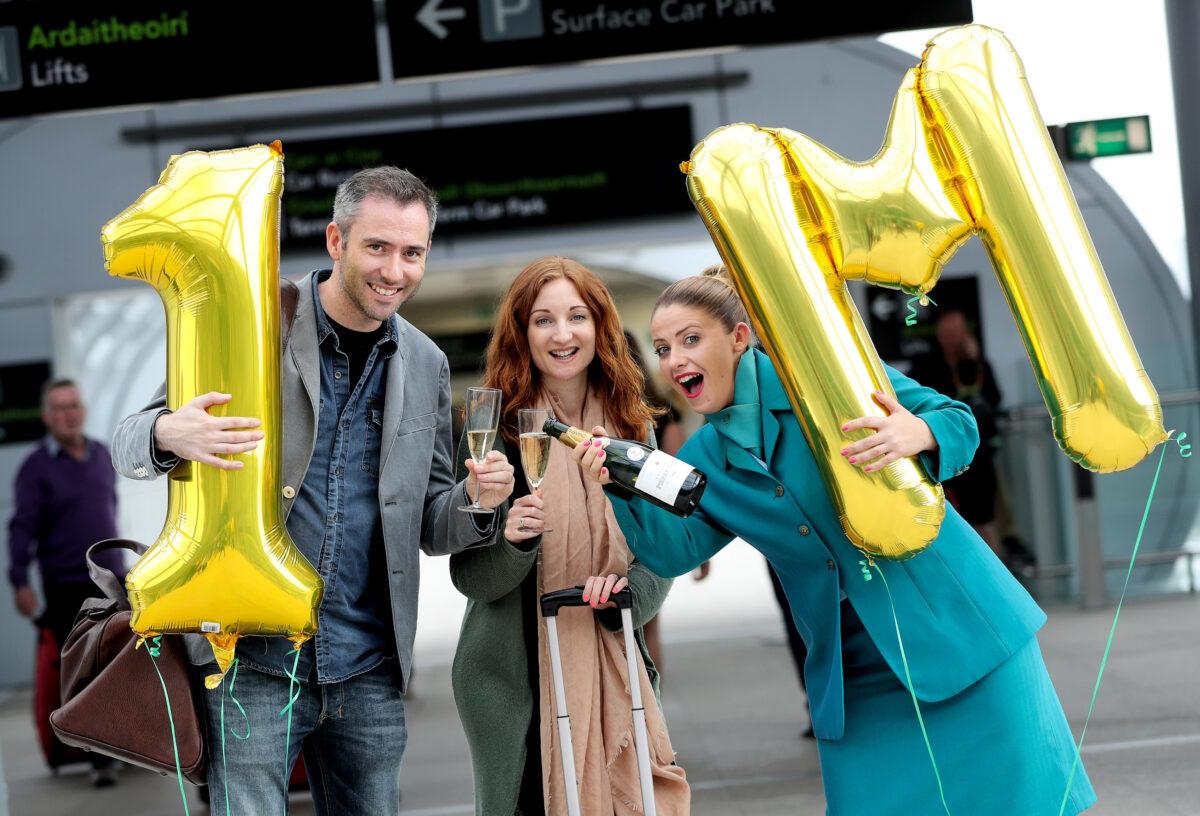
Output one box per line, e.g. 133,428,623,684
536,389,691,816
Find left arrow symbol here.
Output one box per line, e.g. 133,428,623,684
418,0,467,40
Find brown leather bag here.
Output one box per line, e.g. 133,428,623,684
50,539,207,783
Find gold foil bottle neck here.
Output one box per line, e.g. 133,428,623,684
545,419,592,449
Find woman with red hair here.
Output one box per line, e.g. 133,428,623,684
450,257,690,815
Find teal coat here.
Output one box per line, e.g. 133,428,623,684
608,349,1045,741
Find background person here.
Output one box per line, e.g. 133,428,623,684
6,379,124,787
910,310,1005,559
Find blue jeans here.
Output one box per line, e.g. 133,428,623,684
201,660,407,815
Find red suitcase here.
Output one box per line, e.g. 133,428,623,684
288,757,309,791
33,626,90,771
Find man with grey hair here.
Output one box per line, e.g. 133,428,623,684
113,166,514,813
7,379,124,785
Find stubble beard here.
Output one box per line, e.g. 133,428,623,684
340,262,420,324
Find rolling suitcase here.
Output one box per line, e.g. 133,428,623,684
33,626,90,771
540,586,657,816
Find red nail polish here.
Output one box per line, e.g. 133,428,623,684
583,594,589,602
601,596,608,603
849,457,856,464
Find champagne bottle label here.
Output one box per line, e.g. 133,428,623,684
638,450,693,505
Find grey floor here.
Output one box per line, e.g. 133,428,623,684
1,595,1198,815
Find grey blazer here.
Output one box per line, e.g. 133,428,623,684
111,270,498,689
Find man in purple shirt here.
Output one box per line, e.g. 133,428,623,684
6,378,123,786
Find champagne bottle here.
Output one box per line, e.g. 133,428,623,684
543,418,707,517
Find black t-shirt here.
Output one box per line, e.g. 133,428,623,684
328,316,387,389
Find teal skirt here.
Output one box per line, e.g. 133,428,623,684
817,603,1096,815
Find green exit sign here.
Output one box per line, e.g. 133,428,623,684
1065,115,1152,160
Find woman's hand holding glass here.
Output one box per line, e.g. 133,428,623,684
505,493,546,542
516,408,555,534
840,391,937,472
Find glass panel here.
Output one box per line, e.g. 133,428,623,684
57,290,167,547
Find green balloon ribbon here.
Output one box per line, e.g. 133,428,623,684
278,645,304,796
905,294,937,327
862,431,1190,816
143,635,190,816
868,560,952,815
1057,431,1192,815
219,657,251,815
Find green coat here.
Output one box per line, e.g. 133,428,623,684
450,429,673,816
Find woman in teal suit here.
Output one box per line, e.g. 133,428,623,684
573,270,1095,815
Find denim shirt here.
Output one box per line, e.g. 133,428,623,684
239,270,398,684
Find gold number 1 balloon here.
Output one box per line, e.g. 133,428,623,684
684,24,1166,559
102,142,322,685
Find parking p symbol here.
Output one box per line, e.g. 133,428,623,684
480,0,543,42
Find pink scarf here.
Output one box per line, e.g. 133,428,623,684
535,389,690,815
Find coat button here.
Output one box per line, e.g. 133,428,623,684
826,559,836,570
774,485,785,497
334,370,342,380
798,525,810,536
282,485,296,499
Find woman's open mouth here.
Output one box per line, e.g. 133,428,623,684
675,372,705,399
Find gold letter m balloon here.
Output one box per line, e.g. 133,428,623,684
102,143,322,684
684,25,1166,559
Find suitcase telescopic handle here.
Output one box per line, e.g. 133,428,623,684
540,586,632,617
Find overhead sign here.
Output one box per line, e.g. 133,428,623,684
1065,115,1151,160
277,106,696,248
0,1,379,120
388,0,973,76
0,361,51,444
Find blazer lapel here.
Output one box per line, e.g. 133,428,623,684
757,353,792,468
380,318,409,473
280,273,322,501
724,439,768,474
289,276,321,425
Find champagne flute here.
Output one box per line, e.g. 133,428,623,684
459,387,502,514
517,408,554,533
